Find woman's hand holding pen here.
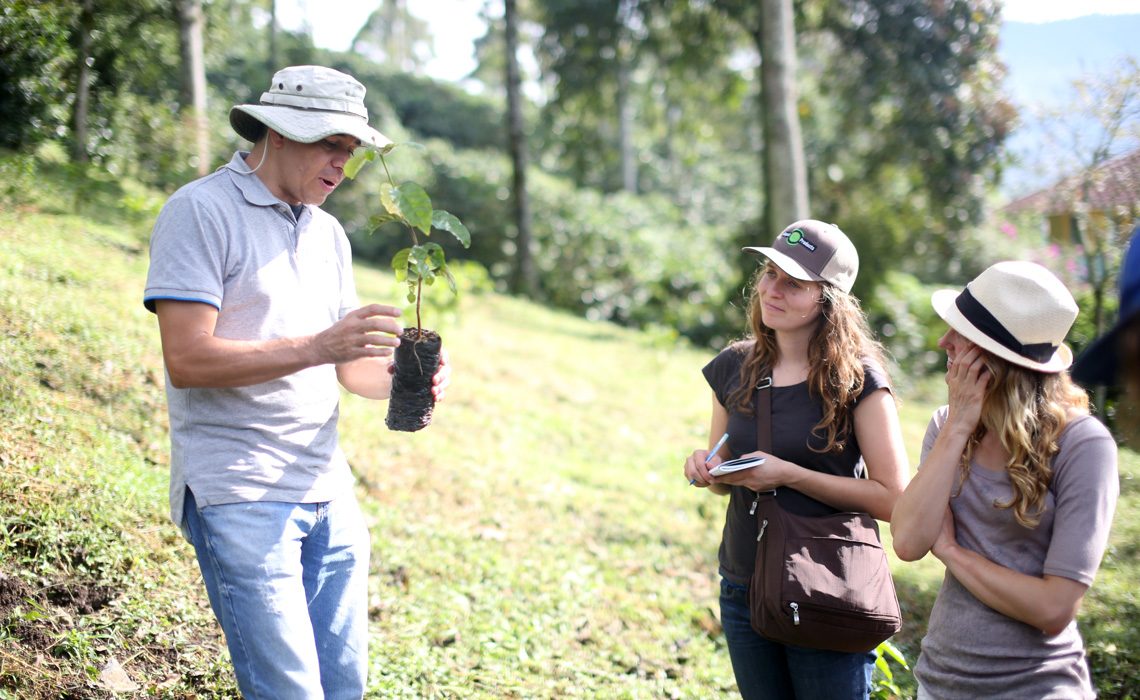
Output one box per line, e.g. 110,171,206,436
684,449,720,488
686,431,729,488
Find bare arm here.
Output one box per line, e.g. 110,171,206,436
891,344,989,560
932,510,1088,635
711,387,908,521
336,347,452,401
155,300,402,389
336,358,394,399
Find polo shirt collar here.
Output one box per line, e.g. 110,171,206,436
223,151,289,208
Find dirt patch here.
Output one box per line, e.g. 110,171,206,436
0,570,30,611
45,581,117,615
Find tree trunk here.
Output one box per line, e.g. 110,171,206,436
757,0,808,234
617,0,638,193
177,0,210,176
504,0,537,297
268,0,278,74
71,0,94,163
617,50,637,193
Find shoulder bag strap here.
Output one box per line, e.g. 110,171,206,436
749,376,774,515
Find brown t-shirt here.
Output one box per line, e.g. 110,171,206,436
702,342,891,585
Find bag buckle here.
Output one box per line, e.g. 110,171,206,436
756,377,772,390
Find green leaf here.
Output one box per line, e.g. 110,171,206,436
443,266,458,295
423,242,446,269
381,182,433,235
391,248,412,282
414,256,434,281
343,149,375,180
432,210,471,248
874,653,892,681
877,641,909,668
368,212,400,231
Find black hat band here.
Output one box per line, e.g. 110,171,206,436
955,288,1057,363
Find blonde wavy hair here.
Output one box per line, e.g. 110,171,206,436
725,262,890,454
959,353,1090,528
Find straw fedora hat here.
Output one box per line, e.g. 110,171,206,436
230,65,392,151
931,261,1078,373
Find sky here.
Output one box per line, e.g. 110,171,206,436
275,0,485,82
275,0,1140,83
1002,0,1140,23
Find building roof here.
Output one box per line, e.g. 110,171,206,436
1003,148,1140,217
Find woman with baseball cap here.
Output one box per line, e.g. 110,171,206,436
891,261,1119,699
684,220,909,699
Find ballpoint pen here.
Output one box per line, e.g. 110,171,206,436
691,431,730,485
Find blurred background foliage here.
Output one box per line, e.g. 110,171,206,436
1,0,1135,384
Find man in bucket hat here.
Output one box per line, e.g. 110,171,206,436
143,65,449,698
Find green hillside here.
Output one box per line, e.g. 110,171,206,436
1,172,1137,698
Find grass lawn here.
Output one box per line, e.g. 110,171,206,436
0,171,1136,698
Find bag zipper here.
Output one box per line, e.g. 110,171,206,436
785,599,899,626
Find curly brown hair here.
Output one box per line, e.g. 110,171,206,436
725,262,891,454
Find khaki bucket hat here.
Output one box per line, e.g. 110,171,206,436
230,65,392,151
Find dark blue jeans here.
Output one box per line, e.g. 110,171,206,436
720,578,874,700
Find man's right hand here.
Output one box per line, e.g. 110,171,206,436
314,304,403,364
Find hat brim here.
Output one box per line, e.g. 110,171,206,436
932,289,1073,373
230,104,393,152
743,246,826,284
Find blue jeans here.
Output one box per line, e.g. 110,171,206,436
182,487,370,700
719,578,874,700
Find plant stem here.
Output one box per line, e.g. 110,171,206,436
379,155,424,334
416,279,423,332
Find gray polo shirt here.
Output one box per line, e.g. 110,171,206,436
914,407,1118,699
144,152,359,529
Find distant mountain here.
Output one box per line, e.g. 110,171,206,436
997,14,1140,197
1000,14,1140,107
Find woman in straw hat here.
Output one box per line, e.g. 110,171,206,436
891,261,1119,699
684,220,909,699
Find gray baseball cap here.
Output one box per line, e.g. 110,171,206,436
744,219,859,293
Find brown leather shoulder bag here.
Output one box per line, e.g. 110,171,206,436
747,377,901,653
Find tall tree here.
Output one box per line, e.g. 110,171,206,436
268,0,278,72
809,0,1012,283
504,0,538,296
0,1,73,151
176,0,209,175
351,0,433,71
758,0,808,231
71,0,95,163
1036,58,1140,335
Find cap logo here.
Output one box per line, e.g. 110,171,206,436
782,228,817,252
